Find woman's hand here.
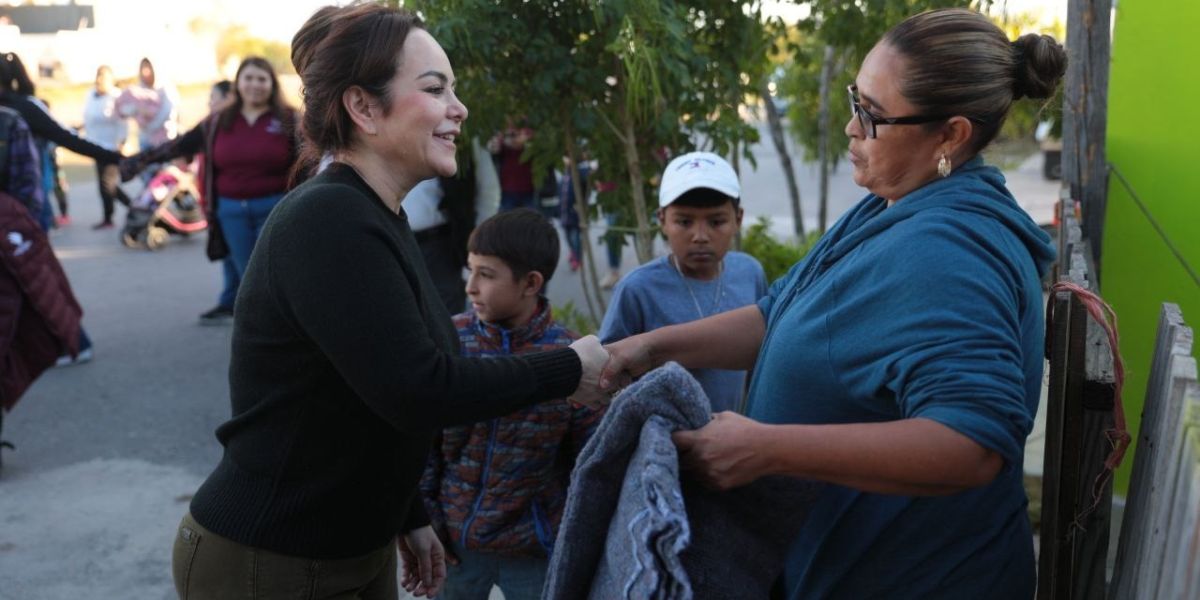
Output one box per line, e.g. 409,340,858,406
397,526,446,598
568,335,612,410
599,334,656,392
672,411,770,490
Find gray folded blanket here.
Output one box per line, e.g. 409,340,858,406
544,362,823,600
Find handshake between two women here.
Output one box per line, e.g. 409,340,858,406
566,335,650,409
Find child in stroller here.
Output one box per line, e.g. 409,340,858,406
122,157,206,250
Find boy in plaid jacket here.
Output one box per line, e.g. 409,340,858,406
420,208,604,599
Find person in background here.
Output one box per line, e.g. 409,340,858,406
116,58,178,188
81,65,130,229
0,103,83,472
488,119,536,212
405,142,493,315
601,9,1065,598
0,52,122,230
32,118,58,231
421,208,603,600
122,58,297,325
403,176,467,315
558,153,591,273
116,57,177,151
167,6,610,599
193,80,240,325
600,151,766,413
596,180,623,290
48,143,69,227
0,52,107,365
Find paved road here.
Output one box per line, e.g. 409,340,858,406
0,123,1057,598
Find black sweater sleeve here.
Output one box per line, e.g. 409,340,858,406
2,94,122,164
402,495,430,533
267,183,581,433
122,120,206,181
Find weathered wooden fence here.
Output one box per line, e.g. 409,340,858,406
1109,302,1200,599
1038,212,1121,600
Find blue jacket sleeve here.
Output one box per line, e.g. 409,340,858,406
831,218,1034,469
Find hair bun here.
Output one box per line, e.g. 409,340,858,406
1012,33,1067,100
291,6,340,77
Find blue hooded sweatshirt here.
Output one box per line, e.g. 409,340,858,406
747,158,1055,599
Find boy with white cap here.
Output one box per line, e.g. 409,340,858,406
599,151,766,412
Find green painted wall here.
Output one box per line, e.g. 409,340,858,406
1103,0,1200,491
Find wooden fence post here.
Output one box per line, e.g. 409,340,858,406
1071,248,1116,598
1062,0,1113,275
1040,265,1084,599
1039,213,1120,599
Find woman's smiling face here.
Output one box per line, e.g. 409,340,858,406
374,29,468,181
236,64,273,110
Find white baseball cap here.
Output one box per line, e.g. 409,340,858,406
657,151,741,208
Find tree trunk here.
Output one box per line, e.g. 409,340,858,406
617,98,654,264
563,127,607,320
817,44,834,234
759,78,806,243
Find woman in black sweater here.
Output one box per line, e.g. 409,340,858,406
0,53,123,210
170,5,609,600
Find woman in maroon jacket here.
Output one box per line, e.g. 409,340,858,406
121,57,297,322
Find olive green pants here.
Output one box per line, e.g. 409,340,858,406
172,512,399,599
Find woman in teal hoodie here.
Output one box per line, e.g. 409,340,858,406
602,8,1063,599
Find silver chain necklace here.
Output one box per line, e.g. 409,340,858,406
670,255,725,319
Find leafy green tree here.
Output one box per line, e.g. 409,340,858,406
759,19,809,243
741,216,822,283
410,0,772,320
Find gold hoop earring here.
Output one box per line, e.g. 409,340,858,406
937,154,951,178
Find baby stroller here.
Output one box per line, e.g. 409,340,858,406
121,164,207,250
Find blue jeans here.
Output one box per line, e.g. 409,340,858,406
216,194,284,279
604,213,622,269
439,541,549,600
564,226,581,261
37,192,53,231
217,256,240,309
500,191,536,213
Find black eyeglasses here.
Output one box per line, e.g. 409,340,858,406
847,85,953,139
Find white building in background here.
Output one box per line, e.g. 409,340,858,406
0,0,328,87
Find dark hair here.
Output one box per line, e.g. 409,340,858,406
882,8,1067,154
217,57,294,131
668,188,738,210
468,208,561,290
139,57,155,87
0,52,36,96
289,3,424,183
212,79,232,97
